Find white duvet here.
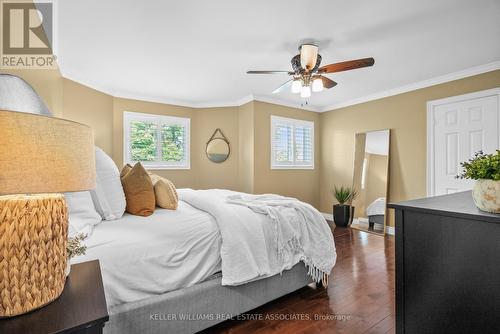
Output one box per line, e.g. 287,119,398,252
73,189,336,308
72,201,222,308
179,189,336,285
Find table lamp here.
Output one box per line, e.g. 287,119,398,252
0,110,96,318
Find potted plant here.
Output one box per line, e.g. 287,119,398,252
66,233,87,276
457,150,500,213
332,186,358,227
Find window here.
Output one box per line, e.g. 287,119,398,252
271,116,314,169
124,111,190,169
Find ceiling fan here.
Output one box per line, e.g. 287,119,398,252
247,44,375,98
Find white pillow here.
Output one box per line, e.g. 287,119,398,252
90,147,126,220
64,191,102,237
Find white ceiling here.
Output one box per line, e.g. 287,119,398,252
56,0,500,111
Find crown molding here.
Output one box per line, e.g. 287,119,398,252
60,61,500,113
319,60,500,112
60,67,318,111
60,67,117,95
253,94,321,112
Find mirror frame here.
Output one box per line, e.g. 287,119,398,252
206,128,230,163
349,129,391,236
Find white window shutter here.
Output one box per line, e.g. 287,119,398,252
273,123,294,163
271,116,314,169
123,111,190,169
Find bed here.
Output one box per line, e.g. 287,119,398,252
73,189,337,334
366,197,386,228
72,201,222,308
2,75,336,334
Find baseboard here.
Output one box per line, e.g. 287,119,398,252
321,212,395,235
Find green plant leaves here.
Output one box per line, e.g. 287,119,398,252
333,185,358,205
457,150,500,181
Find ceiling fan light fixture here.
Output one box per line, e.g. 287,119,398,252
312,76,324,92
246,44,374,97
300,85,311,98
300,44,318,70
291,79,302,94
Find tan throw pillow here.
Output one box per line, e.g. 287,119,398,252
120,163,132,178
120,163,155,217
149,174,178,210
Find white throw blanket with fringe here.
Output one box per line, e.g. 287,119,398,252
178,189,336,286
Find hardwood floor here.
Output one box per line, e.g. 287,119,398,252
201,223,395,334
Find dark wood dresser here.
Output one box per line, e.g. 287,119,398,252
389,191,500,334
0,260,108,334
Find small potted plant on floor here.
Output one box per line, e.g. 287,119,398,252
457,150,500,213
332,186,358,227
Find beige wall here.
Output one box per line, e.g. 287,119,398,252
3,70,320,205
110,99,321,205
6,67,500,217
319,69,500,226
62,79,114,155
237,101,255,193
195,107,240,190
253,101,321,208
111,98,241,190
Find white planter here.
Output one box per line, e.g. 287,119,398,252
472,179,500,213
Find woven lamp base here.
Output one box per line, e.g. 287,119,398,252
0,194,68,318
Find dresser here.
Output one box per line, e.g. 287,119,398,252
389,191,500,334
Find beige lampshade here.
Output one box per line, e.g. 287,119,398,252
0,110,96,195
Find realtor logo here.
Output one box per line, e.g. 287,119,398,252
1,0,56,68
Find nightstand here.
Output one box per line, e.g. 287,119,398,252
0,260,109,334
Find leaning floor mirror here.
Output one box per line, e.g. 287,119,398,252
350,129,390,235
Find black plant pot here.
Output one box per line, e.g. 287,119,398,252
333,204,355,227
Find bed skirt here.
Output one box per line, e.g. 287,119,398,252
104,263,312,334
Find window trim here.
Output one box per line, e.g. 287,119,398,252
123,111,190,170
270,115,314,170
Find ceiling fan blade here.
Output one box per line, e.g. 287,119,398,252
318,57,375,74
247,70,293,74
321,76,337,89
272,79,293,94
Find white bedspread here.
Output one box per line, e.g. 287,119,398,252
179,189,336,286
367,197,386,216
72,201,222,308
71,189,336,308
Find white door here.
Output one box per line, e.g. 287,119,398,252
428,89,500,196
